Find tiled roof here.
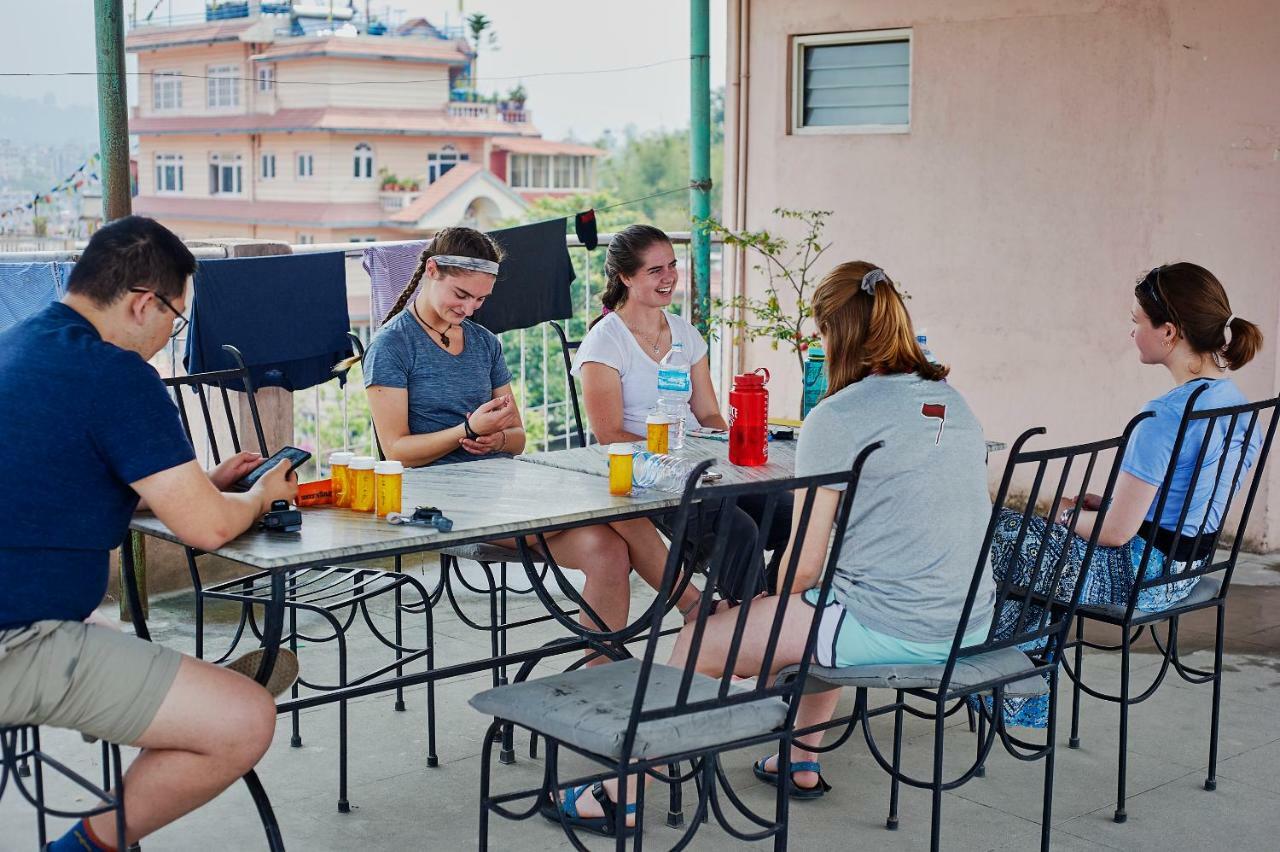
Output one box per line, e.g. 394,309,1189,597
133,196,387,228
492,137,606,157
251,36,468,65
386,163,482,223
130,107,539,138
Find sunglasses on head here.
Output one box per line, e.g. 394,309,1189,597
1137,267,1170,320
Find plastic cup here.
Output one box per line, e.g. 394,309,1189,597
608,443,635,496
329,451,354,508
646,412,670,454
349,456,376,513
374,460,404,517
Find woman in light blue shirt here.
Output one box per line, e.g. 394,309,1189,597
988,262,1264,727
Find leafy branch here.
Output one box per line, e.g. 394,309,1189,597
703,208,833,378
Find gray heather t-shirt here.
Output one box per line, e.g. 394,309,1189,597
795,373,995,642
363,312,513,465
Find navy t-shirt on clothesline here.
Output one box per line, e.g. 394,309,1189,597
0,302,195,629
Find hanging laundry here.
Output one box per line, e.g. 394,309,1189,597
361,219,574,336
0,262,75,333
475,218,574,334
364,239,428,331
184,252,352,392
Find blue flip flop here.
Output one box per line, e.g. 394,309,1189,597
753,757,832,800
540,782,639,838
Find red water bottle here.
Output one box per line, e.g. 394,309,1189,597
729,368,770,466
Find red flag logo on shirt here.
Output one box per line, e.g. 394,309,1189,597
921,403,946,445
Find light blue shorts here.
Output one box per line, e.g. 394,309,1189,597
802,587,990,669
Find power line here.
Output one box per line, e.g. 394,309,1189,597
0,57,687,87
596,184,696,212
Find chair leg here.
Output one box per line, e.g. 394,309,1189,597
32,727,48,848
887,693,903,830
498,563,516,766
615,767,630,852
774,742,790,851
394,556,407,713
242,769,286,852
337,629,350,813
1114,627,1131,823
975,696,987,778
424,589,439,768
1205,607,1225,791
1069,614,1084,749
929,706,945,852
1041,671,1058,852
289,607,302,749
666,761,684,827
16,726,30,777
478,721,497,851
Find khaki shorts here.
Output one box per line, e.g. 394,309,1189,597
0,620,183,745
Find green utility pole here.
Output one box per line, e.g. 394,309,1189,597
94,0,132,222
689,0,712,335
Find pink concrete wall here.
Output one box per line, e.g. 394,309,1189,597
725,0,1280,547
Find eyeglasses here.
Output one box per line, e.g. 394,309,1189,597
130,287,189,340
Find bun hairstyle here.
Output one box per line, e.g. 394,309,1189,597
811,261,947,397
590,224,671,328
1134,262,1263,371
334,226,502,373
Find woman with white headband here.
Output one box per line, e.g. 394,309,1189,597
361,227,698,637
983,261,1264,729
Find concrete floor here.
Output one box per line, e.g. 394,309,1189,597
4,552,1279,851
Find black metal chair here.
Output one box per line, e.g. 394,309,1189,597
549,320,587,449
777,417,1148,852
471,447,880,850
166,344,438,813
1061,388,1280,823
0,724,127,851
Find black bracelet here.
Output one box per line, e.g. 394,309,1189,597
462,415,479,441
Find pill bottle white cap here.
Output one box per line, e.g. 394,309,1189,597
608,443,636,456
349,456,376,470
329,451,355,466
375,460,404,475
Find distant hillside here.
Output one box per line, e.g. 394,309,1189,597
0,94,98,147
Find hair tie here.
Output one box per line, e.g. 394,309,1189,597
860,268,888,295
1223,313,1236,348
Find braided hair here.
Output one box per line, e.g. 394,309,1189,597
590,224,671,329
335,227,503,373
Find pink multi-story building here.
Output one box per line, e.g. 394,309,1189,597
126,4,604,243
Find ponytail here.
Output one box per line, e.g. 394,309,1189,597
1223,315,1263,372
590,224,671,329
334,226,502,373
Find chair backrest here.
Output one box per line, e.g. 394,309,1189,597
342,331,386,461
620,444,882,761
1125,387,1280,617
162,344,268,462
942,413,1151,688
548,320,586,449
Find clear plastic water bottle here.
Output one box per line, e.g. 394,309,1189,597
632,451,702,492
656,341,692,450
916,329,939,366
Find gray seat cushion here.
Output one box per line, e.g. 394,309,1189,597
778,645,1048,698
440,542,545,564
469,658,788,760
1083,575,1221,621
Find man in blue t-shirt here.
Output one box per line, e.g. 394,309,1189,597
0,217,297,852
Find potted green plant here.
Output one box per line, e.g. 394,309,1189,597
704,208,833,416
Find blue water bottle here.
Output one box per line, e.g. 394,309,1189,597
802,346,827,419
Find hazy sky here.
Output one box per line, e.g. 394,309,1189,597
1,0,727,141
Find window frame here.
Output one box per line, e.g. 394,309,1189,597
207,64,241,110
154,153,184,194
353,142,374,180
791,28,912,136
256,64,276,93
151,70,183,111
208,153,244,196
296,152,315,179
260,152,276,180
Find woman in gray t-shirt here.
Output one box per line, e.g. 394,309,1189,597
666,261,994,800
361,227,698,638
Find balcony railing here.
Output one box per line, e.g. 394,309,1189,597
446,103,531,124
378,190,422,213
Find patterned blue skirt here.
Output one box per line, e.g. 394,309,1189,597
977,508,1201,728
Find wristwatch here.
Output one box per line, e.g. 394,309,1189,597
462,415,480,441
